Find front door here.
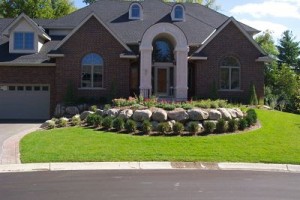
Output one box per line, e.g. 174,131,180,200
157,68,168,95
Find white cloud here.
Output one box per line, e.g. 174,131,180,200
240,19,287,39
230,0,300,19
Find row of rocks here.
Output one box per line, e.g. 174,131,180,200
54,104,89,117
80,107,244,122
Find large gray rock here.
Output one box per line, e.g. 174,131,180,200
95,109,104,116
77,104,89,112
217,108,232,120
167,108,189,122
65,106,79,116
152,108,168,122
119,109,133,120
132,109,152,122
107,108,120,117
80,111,94,120
227,108,238,118
187,108,209,121
208,109,222,120
54,104,65,117
234,108,244,118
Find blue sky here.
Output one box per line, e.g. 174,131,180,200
73,0,300,43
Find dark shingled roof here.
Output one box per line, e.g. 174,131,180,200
0,0,260,64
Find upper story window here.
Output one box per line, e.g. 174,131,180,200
81,53,104,88
13,32,34,50
172,4,185,21
129,3,143,20
220,57,241,90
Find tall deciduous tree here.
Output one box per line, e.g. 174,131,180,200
0,0,76,19
277,30,300,72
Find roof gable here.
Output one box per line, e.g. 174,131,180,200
54,13,131,52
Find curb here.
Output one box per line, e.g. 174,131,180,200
0,162,300,173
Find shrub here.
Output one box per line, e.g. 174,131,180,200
112,117,125,131
93,115,103,127
157,122,172,135
204,121,216,134
71,115,81,126
246,109,257,124
181,103,194,110
142,120,152,134
228,119,238,132
58,117,68,127
216,119,228,133
103,104,111,110
173,122,184,135
238,118,248,130
86,114,96,126
47,120,56,129
188,122,200,134
125,119,137,133
102,116,114,129
90,105,98,112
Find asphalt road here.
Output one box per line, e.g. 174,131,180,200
0,170,299,200
0,122,41,156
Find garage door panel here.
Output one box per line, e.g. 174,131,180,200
0,87,50,120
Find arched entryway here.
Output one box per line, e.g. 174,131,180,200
140,23,189,100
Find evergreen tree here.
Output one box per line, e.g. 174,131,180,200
277,30,300,72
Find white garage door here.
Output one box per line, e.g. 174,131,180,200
0,85,50,120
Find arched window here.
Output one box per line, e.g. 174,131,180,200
172,4,185,21
129,3,143,20
220,57,240,90
81,53,103,88
152,39,174,62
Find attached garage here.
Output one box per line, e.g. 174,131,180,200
0,85,50,120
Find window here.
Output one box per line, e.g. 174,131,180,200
14,32,34,50
172,4,185,21
220,57,240,90
152,39,174,62
129,3,142,20
81,53,103,88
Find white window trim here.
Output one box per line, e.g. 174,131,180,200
13,32,34,50
171,4,185,22
219,65,241,91
129,3,143,20
81,64,104,89
10,31,37,54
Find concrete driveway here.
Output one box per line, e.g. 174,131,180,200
0,122,41,161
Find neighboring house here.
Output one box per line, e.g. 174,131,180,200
0,0,270,120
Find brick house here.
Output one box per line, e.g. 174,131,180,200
0,0,270,120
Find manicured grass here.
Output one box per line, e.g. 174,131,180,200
20,110,300,164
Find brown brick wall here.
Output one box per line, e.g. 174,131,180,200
55,16,131,104
194,22,265,103
0,66,56,112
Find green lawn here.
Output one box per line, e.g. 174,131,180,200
20,109,300,164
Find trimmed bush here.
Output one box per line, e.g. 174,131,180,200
125,119,137,133
142,120,152,134
90,105,98,112
228,119,238,132
58,117,68,127
71,115,81,126
238,118,248,130
102,116,114,129
112,117,125,131
173,122,184,135
204,121,216,134
93,115,103,127
216,118,228,133
47,120,56,129
188,122,200,135
157,122,172,135
246,109,257,126
86,114,96,126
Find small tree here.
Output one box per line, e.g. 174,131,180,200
249,83,258,105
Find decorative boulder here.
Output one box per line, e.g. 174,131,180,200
132,109,152,122
119,109,133,120
95,109,104,116
227,108,238,118
152,108,168,122
187,108,209,121
217,108,232,120
54,104,65,117
107,108,120,117
208,109,222,120
234,108,244,118
167,108,189,122
77,104,89,112
151,121,159,131
65,106,79,116
80,111,94,120
41,120,55,129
